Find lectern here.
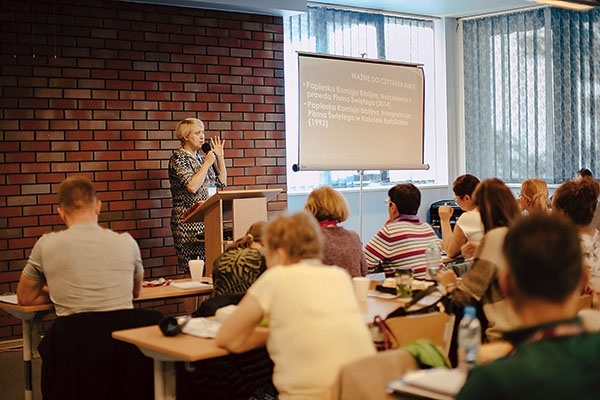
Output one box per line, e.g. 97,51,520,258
182,188,282,276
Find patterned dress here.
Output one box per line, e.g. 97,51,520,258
169,148,224,272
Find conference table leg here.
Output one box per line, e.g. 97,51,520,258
22,318,34,400
154,359,177,400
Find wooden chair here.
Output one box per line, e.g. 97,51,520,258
330,349,418,400
577,294,593,311
385,312,455,357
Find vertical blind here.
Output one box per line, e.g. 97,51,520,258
463,8,600,183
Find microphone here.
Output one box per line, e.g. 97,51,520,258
201,142,221,177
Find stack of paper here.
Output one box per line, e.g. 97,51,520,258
387,368,466,400
170,281,212,290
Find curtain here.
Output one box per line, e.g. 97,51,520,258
463,9,548,183
463,8,600,183
284,6,435,191
551,8,600,181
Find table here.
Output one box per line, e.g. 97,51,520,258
0,280,213,400
113,295,408,400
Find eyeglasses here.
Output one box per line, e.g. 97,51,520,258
385,199,393,207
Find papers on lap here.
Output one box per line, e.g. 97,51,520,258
387,368,466,400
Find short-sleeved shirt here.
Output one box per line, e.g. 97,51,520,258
456,209,484,243
22,223,144,316
364,215,438,278
247,261,376,400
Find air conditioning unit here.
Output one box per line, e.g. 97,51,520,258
533,0,600,11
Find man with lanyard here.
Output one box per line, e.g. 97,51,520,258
364,183,438,279
456,213,600,400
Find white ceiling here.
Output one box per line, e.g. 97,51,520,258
127,0,540,18
315,0,536,18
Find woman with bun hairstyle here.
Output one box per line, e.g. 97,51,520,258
518,178,550,214
211,221,267,298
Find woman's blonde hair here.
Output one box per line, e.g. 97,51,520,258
265,211,323,263
520,178,551,212
304,186,349,222
226,221,266,251
175,118,204,142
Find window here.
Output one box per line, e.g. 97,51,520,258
284,6,444,193
462,8,600,183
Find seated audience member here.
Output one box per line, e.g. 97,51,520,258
304,186,367,277
575,168,600,232
439,174,484,259
184,225,274,400
216,212,376,400
517,178,551,215
576,167,594,180
211,221,267,298
17,176,143,315
364,183,438,278
438,178,521,340
553,177,600,308
456,213,600,400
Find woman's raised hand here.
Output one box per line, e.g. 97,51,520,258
210,136,225,159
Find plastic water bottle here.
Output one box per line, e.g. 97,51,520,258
458,305,481,371
425,239,441,280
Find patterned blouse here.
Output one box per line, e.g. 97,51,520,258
168,148,224,271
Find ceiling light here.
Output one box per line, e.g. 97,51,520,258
533,0,597,11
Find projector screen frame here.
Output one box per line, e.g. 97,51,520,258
294,51,429,172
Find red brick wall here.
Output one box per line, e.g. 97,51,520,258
0,0,287,339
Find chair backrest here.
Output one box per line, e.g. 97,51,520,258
192,292,245,317
331,349,418,400
39,308,163,400
384,312,455,357
577,294,593,311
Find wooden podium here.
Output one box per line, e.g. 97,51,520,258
182,189,282,276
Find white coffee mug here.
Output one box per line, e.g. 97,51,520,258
352,277,371,303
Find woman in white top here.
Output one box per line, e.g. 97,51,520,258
439,174,484,259
552,177,600,308
216,211,375,400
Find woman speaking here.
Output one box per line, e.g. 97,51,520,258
169,117,227,273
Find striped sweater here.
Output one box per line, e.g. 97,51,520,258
364,215,438,278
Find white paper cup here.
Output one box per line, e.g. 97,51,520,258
189,259,205,281
352,277,371,302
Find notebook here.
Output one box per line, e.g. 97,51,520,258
387,368,466,400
